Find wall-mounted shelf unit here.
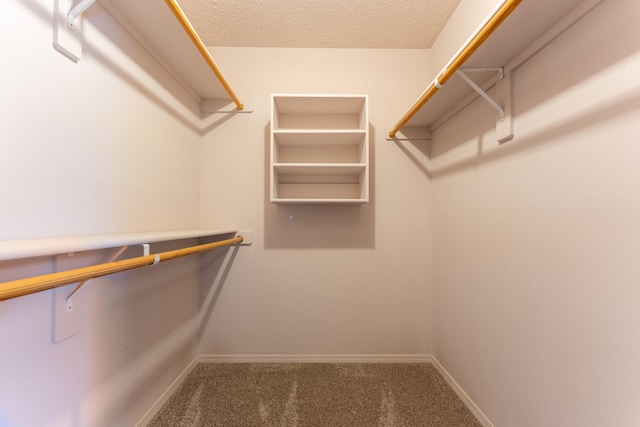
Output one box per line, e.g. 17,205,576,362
270,94,369,204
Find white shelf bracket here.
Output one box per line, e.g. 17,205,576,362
456,67,513,143
65,246,128,311
456,68,505,121
67,0,97,30
54,245,125,343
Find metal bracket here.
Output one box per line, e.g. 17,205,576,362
456,67,505,121
237,231,253,245
65,246,128,311
67,0,97,30
54,245,127,342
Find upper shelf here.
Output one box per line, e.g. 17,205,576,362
100,0,235,101
100,0,590,122
0,229,237,261
401,0,589,129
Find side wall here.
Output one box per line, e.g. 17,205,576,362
199,48,433,359
430,1,640,425
0,1,202,425
430,0,497,75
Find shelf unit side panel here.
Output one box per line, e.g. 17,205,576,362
362,95,369,202
270,95,278,202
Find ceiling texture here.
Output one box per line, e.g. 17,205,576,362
177,0,463,49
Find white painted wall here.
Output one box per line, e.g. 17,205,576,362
430,0,496,76
0,1,203,425
198,48,432,358
431,0,640,425
1,0,201,240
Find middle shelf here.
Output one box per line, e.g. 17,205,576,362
270,94,369,204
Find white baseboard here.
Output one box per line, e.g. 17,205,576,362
430,357,494,427
135,356,199,427
198,354,434,363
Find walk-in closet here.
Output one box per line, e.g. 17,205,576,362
2,0,639,425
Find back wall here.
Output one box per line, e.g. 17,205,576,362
198,47,433,359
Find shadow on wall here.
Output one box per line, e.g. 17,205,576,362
392,133,431,180
398,1,640,180
263,125,376,249
83,8,202,133
0,239,208,426
17,0,202,133
88,239,204,424
199,239,240,340
430,87,640,180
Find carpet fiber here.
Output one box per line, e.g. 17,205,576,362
148,363,482,426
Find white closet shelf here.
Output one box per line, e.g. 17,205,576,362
0,229,237,262
275,163,366,175
273,197,367,205
274,130,366,139
273,95,367,114
99,0,234,101
401,0,588,129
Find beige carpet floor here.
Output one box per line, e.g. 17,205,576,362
148,363,482,426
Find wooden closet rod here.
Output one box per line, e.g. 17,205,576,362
164,0,244,111
388,0,522,138
0,236,243,302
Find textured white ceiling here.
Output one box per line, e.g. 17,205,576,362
178,0,463,49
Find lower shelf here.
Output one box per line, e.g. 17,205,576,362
271,163,368,204
272,183,367,204
273,198,368,204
